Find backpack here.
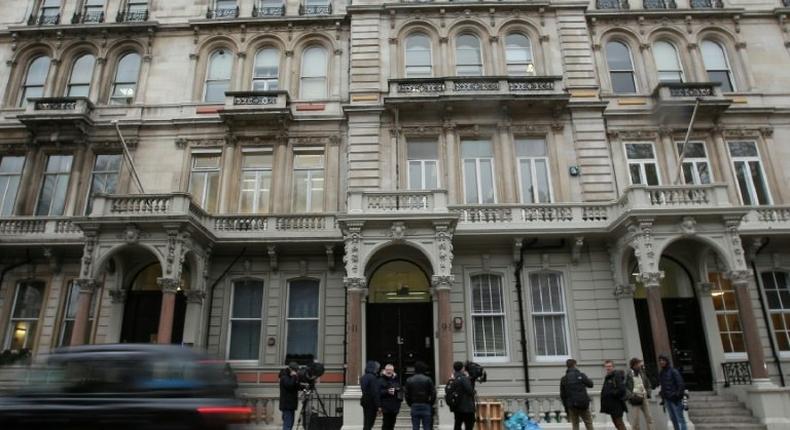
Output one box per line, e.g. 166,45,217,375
445,378,461,412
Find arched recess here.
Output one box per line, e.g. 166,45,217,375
362,241,436,281
599,29,646,94
4,44,54,107
192,37,239,102
498,20,546,75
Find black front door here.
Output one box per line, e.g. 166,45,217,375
367,303,434,384
121,291,187,343
635,298,712,391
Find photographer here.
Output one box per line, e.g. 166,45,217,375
405,361,435,430
379,364,402,430
452,361,476,430
360,361,381,430
279,362,300,430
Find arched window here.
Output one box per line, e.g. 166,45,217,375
653,41,683,83
505,33,534,76
405,33,432,78
67,54,96,97
252,47,279,91
19,56,50,107
204,49,233,103
701,40,734,92
110,52,141,105
606,41,637,94
300,46,327,99
456,34,482,76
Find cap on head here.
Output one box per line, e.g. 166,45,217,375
288,361,299,371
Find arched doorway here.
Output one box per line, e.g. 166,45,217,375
632,256,712,390
120,263,189,344
366,259,434,383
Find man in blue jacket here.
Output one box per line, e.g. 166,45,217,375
658,354,687,430
360,361,381,430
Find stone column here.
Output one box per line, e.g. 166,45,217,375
44,58,61,97
136,55,152,104
156,277,179,344
234,52,246,91
283,51,294,94
687,43,707,82
432,275,454,380
182,290,206,346
439,37,449,77
729,270,769,379
107,288,127,343
489,36,500,75
734,42,756,91
345,277,366,384
89,57,106,102
640,44,658,91
70,278,99,346
641,272,672,363
497,121,516,203
614,284,643,360
443,121,458,203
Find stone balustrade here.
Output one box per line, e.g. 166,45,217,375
476,393,606,424
0,217,82,241
386,76,564,101
624,183,731,208
348,190,448,213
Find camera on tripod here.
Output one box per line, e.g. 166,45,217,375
466,361,487,383
296,361,325,390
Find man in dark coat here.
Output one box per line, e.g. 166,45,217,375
559,358,594,430
360,361,381,430
279,362,300,430
658,354,687,430
379,363,402,430
452,361,476,430
405,361,436,430
600,360,627,430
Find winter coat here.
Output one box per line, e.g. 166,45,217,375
360,361,381,409
659,365,685,402
379,373,403,413
405,373,436,406
279,369,300,411
625,367,652,400
600,370,627,417
453,371,476,414
560,367,593,411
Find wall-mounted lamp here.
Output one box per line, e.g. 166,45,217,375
267,337,276,347
453,317,463,330
569,166,581,177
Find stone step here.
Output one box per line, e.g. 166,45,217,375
692,425,767,430
689,393,738,402
690,415,761,424
691,407,753,417
688,400,745,409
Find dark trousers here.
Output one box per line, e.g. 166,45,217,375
454,411,475,430
382,411,397,430
281,409,295,430
363,406,377,430
411,403,432,430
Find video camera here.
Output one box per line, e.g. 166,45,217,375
297,362,325,389
465,361,487,383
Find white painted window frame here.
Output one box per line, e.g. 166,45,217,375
528,271,571,362
226,279,265,364
516,143,553,204
624,142,661,186
238,150,273,214
468,272,510,363
284,278,322,363
676,141,713,185
727,141,772,206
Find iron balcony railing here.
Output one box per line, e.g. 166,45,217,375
28,12,60,25
690,0,724,8
72,10,105,24
253,3,286,16
643,0,677,8
597,0,629,9
721,361,752,387
116,9,149,22
206,5,240,19
299,2,332,15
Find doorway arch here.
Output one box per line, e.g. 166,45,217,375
120,262,189,344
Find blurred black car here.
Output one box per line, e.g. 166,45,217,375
0,344,251,430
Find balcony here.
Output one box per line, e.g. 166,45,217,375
690,0,724,8
17,97,94,136
219,91,291,123
739,206,790,235
253,2,286,16
206,6,240,19
348,190,449,215
385,76,567,109
596,0,629,9
299,2,332,15
651,82,731,122
72,10,105,24
0,217,82,245
27,12,60,26
643,0,676,8
116,9,149,22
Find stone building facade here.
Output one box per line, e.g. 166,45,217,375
1,0,790,428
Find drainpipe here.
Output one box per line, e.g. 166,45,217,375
750,238,785,386
514,238,538,393
203,247,246,349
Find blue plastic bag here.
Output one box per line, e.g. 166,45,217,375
505,411,542,430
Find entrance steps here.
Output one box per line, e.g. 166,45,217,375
393,406,436,429
687,391,766,430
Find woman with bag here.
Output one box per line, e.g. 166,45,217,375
600,360,627,430
626,358,654,430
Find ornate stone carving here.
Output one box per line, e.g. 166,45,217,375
342,221,364,278
397,81,445,94
81,233,97,278
513,238,523,263
613,284,636,298
680,216,697,236
726,270,752,287
628,220,659,274
638,271,665,287
431,275,454,290
75,278,99,294
267,245,278,271
185,290,206,304
434,222,454,276
325,244,336,271
390,221,406,242
572,236,584,265
157,277,180,294
174,137,226,149
123,224,140,244
343,276,366,290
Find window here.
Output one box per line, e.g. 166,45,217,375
204,50,232,103
625,143,660,186
19,56,50,107
300,46,327,99
529,272,570,358
763,272,790,351
59,281,98,347
701,40,734,93
709,273,745,355
286,279,319,364
676,141,712,185
189,154,221,213
86,154,122,214
405,33,432,78
228,280,263,361
239,152,272,214
515,138,552,203
67,54,96,97
606,41,637,94
36,155,73,216
252,48,279,91
461,139,496,204
407,139,439,190
505,34,534,76
470,274,507,359
654,41,683,83
0,156,25,216
82,0,104,21
728,141,770,205
292,153,324,212
5,281,45,350
40,0,61,19
124,0,148,21
456,34,483,76
110,53,141,105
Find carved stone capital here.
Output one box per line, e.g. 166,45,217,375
75,278,100,294
343,277,366,291
157,277,180,294
639,271,665,288
431,275,454,290
185,289,207,304
726,270,751,287
614,284,636,298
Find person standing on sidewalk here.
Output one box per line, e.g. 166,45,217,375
658,354,687,430
379,363,403,430
626,357,654,430
279,362,300,430
600,360,627,430
360,361,381,430
560,358,595,430
405,361,436,430
452,361,476,430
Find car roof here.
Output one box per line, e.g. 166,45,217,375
49,344,207,361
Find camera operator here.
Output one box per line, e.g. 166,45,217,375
452,361,476,430
279,362,300,430
379,363,402,430
360,361,381,430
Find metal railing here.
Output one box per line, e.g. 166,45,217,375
690,0,724,8
643,0,677,8
28,12,60,25
206,5,240,19
299,2,332,15
253,3,286,16
722,361,752,387
72,10,105,24
597,0,630,9
116,9,149,22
